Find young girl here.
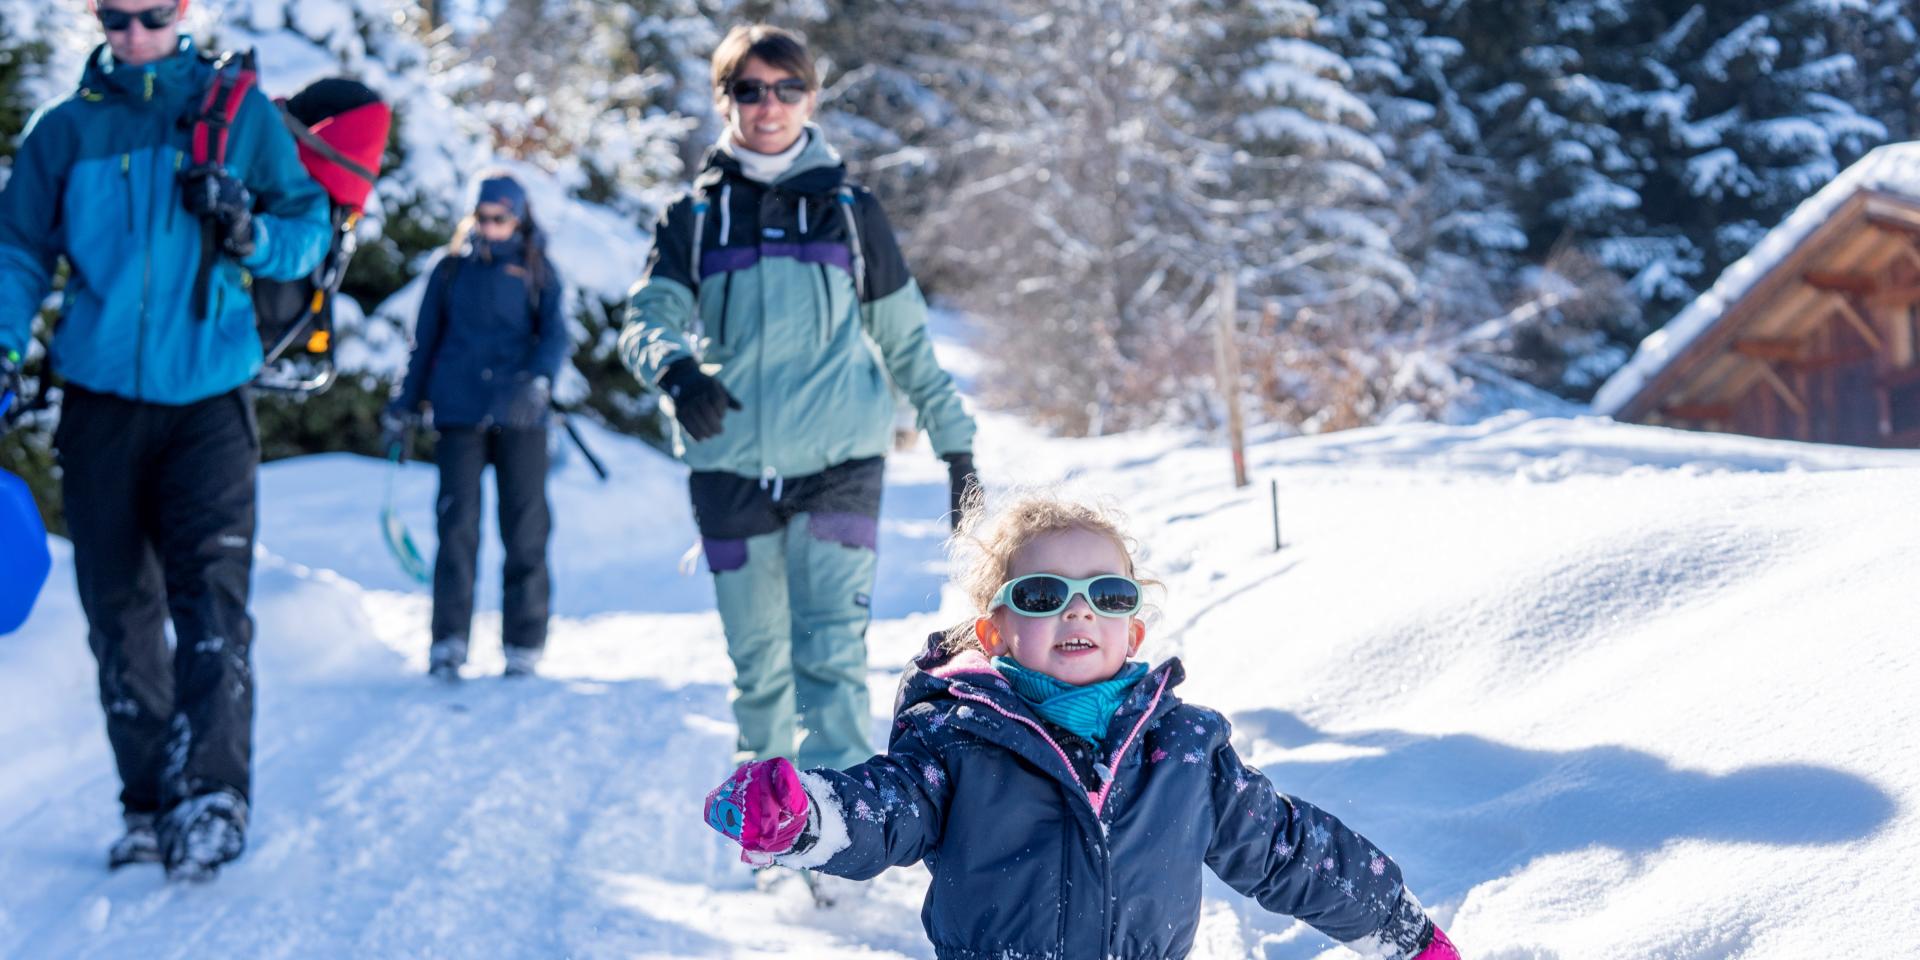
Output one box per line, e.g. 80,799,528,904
702,493,1461,959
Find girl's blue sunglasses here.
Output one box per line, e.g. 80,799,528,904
991,574,1142,618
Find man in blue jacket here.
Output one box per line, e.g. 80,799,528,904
0,0,330,881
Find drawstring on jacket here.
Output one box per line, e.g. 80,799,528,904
719,183,733,246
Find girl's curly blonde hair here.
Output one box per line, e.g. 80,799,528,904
942,488,1158,653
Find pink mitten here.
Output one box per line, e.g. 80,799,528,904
703,758,811,865
1414,926,1461,960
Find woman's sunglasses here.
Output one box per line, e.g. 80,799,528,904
991,574,1143,618
729,78,810,106
97,4,180,32
475,213,517,226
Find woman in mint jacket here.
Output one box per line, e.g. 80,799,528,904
619,24,978,772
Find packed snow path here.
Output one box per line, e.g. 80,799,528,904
3,410,1917,959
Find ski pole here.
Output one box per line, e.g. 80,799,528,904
555,411,610,482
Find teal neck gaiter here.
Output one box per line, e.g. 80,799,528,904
992,657,1149,743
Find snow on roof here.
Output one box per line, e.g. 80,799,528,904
1593,141,1920,416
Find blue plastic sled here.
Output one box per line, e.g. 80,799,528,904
0,466,51,634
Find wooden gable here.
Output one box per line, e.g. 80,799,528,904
1611,191,1920,447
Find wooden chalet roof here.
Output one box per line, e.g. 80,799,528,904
1595,143,1920,425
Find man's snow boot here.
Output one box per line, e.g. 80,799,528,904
160,791,248,883
107,811,161,869
503,644,541,678
429,637,468,680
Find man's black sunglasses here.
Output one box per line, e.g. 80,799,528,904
475,213,516,226
97,4,180,31
729,78,810,106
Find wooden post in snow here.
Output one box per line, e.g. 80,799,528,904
1214,272,1249,488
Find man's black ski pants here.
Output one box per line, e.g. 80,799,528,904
56,385,258,816
431,425,550,653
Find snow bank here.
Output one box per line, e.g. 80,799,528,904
2,399,1917,958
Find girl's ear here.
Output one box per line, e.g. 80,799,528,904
1128,618,1146,656
974,617,1000,655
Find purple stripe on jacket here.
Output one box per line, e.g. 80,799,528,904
700,242,853,280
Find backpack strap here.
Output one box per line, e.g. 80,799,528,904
188,50,258,321
836,186,868,312
191,51,257,168
275,103,378,186
680,182,867,327
687,190,709,302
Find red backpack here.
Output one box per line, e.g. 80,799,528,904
190,52,393,394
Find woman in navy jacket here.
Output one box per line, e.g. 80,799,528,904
389,174,569,679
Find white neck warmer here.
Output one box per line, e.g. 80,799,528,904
722,129,809,184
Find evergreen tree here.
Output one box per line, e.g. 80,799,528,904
1630,1,1886,325
1318,0,1527,365
825,0,1393,434
1855,1,1920,142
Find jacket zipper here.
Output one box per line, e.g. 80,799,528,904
137,90,166,399
1089,671,1171,813
951,686,1117,956
717,272,733,345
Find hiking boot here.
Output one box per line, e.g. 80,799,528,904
428,637,468,681
160,791,248,883
107,811,161,870
502,645,541,678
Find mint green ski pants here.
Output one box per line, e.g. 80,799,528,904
711,514,877,771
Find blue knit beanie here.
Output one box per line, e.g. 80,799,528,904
476,175,527,220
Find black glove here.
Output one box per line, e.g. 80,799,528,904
659,357,742,442
380,401,422,453
503,374,551,429
179,165,256,259
0,348,23,429
943,452,980,530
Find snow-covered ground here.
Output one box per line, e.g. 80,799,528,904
3,338,1918,958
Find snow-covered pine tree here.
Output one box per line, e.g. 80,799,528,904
0,14,49,170
1315,0,1543,417
1413,0,1670,395
1627,1,1886,332
848,0,1390,435
1320,0,1521,325
1176,0,1427,430
1853,1,1920,142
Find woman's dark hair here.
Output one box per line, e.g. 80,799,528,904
710,24,817,99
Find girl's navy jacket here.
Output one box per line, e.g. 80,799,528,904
780,634,1440,960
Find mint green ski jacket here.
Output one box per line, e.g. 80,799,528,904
619,130,973,479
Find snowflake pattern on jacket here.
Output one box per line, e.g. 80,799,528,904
775,632,1439,960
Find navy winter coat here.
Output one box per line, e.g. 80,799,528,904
780,636,1439,960
396,235,568,429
